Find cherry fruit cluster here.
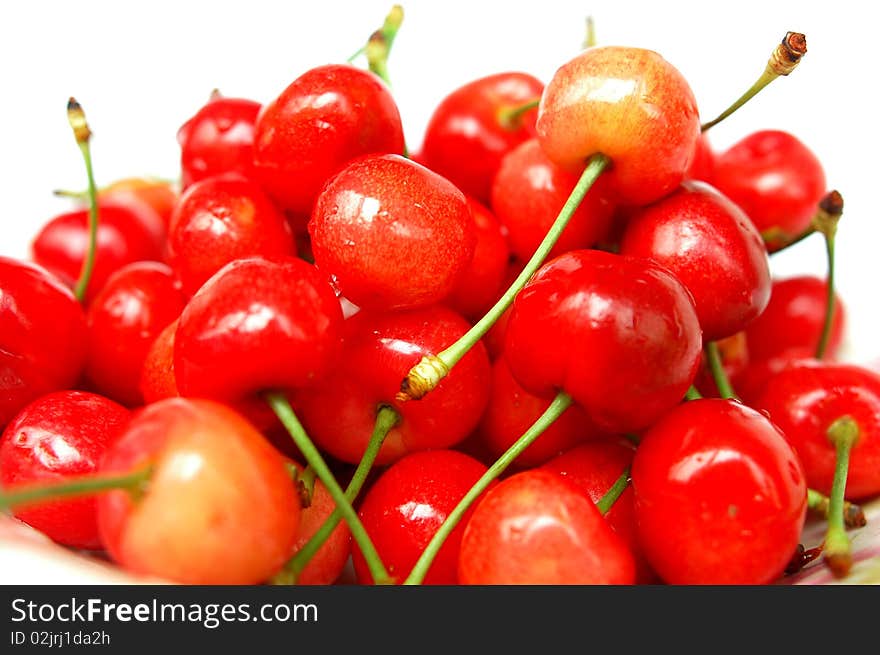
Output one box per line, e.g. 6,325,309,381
1,8,876,586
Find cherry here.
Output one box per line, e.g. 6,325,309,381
98,398,300,584
620,180,771,341
178,94,261,188
31,203,165,303
536,46,700,206
712,130,826,250
0,390,129,550
491,138,615,262
294,305,490,465
745,275,846,362
253,64,405,216
504,249,702,434
167,174,295,295
351,449,488,584
685,133,715,182
445,197,510,321
0,257,87,428
85,261,187,407
631,398,807,584
458,469,636,584
140,319,179,403
419,71,544,203
733,347,813,407
476,357,599,468
309,154,476,310
174,256,343,401
59,177,179,232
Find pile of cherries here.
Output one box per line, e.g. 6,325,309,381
2,9,878,586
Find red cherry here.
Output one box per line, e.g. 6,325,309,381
504,249,702,433
712,130,826,249
476,357,599,468
0,257,87,428
309,154,476,310
536,46,700,205
620,181,771,341
491,138,615,262
140,319,179,404
85,262,188,407
0,390,129,549
98,398,300,584
419,72,544,203
167,174,295,295
745,275,846,362
31,203,165,302
96,178,178,231
755,362,880,500
542,438,656,583
253,64,405,216
459,469,636,584
685,133,716,182
631,398,807,584
295,305,490,465
174,256,343,401
351,449,488,584
445,197,510,321
733,347,813,407
178,96,261,188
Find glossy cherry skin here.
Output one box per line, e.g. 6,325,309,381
178,96,261,188
294,306,491,465
98,398,300,584
168,174,295,295
253,64,405,216
542,438,656,583
712,130,826,250
491,138,616,262
140,319,179,403
459,469,636,584
504,249,702,434
445,197,510,321
745,276,846,362
620,181,771,341
352,450,488,584
631,399,807,584
85,262,187,407
755,362,880,500
477,356,599,468
0,258,87,428
419,72,544,203
32,203,165,302
310,154,476,310
0,391,130,549
174,256,343,401
536,46,700,206
685,133,716,182
733,347,813,407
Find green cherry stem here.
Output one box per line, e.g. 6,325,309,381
812,190,844,360
807,488,866,529
397,154,611,402
365,4,404,88
67,98,100,303
497,98,540,130
823,415,860,578
583,16,597,49
701,31,806,132
403,391,573,585
274,405,400,585
0,466,151,511
704,341,738,400
264,391,391,585
685,385,703,401
596,466,630,515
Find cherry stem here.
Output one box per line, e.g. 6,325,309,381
397,154,611,402
807,488,866,529
67,98,99,303
812,190,844,360
685,385,703,401
497,98,541,130
700,32,807,132
823,415,860,578
583,16,597,49
785,543,824,576
704,341,738,400
274,405,400,585
264,391,391,585
0,466,151,511
403,391,573,585
596,466,631,515
365,4,404,88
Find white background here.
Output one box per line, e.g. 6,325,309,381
2,0,878,361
